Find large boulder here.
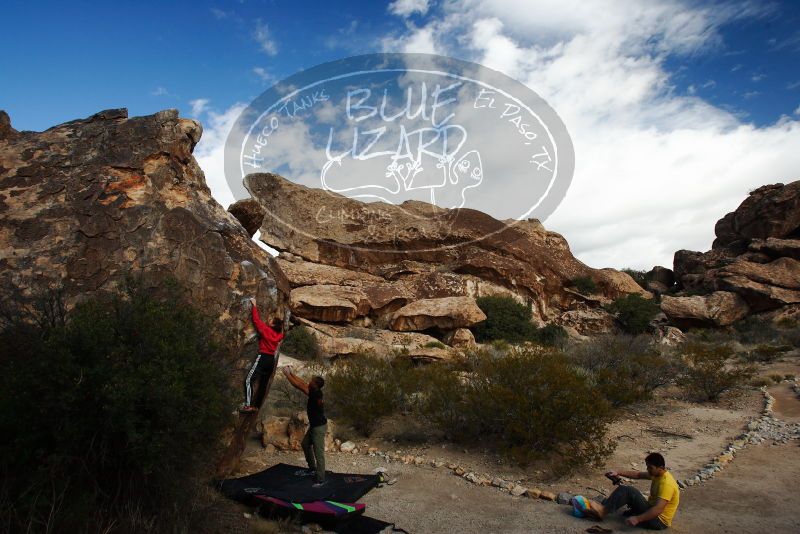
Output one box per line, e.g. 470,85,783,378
712,182,800,250
0,108,282,477
0,108,278,335
553,307,617,335
660,291,749,327
228,198,266,238
647,266,675,288
748,237,800,261
389,296,487,332
244,173,651,323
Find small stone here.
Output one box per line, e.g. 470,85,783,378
677,480,686,489
432,460,444,468
414,456,425,465
556,492,573,505
447,463,458,469
501,481,515,491
526,488,542,498
491,477,504,487
540,491,557,501
340,441,355,453
454,466,466,476
368,447,378,454
511,485,527,497
264,443,276,454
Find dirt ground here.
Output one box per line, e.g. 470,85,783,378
233,355,800,533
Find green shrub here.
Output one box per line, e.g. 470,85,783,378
471,296,565,347
680,342,756,402
531,323,569,347
423,341,447,349
280,325,321,360
569,335,675,407
472,296,538,343
326,354,418,435
419,347,615,469
570,276,598,295
606,293,660,334
0,279,233,533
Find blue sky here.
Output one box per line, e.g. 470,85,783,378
3,0,800,269
3,0,799,131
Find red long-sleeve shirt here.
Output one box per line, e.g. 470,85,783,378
252,305,284,355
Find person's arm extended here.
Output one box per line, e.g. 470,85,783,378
282,366,309,395
628,498,667,526
606,469,650,480
251,299,283,341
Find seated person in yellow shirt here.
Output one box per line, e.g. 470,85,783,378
572,452,680,530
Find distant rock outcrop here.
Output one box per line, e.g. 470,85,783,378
666,180,800,322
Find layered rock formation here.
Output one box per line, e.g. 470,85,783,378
0,108,282,476
665,181,800,324
233,172,650,343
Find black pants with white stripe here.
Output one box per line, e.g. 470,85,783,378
244,353,276,407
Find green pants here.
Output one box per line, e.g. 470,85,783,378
302,423,326,482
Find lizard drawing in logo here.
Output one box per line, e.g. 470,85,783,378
320,125,484,212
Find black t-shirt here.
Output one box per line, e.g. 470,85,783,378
307,388,327,428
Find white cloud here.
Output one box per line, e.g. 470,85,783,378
389,0,430,17
751,73,765,82
382,25,439,54
210,7,229,20
370,0,800,270
252,67,274,84
192,102,248,209
795,105,800,116
150,86,169,96
189,98,210,118
253,19,278,55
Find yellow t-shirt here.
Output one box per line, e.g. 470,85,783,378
649,471,680,526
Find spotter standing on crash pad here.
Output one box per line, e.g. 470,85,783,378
283,365,328,486
240,298,285,414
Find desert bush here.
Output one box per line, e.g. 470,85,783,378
0,279,233,533
280,325,321,360
569,335,675,407
768,373,784,384
419,347,615,469
679,342,756,402
472,295,538,343
326,354,419,435
732,315,781,345
750,376,772,388
570,276,598,295
741,343,791,363
472,296,566,347
531,323,569,347
423,340,447,349
605,293,660,334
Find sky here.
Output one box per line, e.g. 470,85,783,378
2,0,800,270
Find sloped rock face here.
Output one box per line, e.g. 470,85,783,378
390,296,487,332
0,108,281,476
661,291,750,327
239,172,648,335
671,180,800,315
